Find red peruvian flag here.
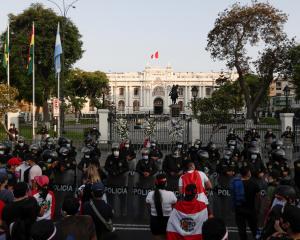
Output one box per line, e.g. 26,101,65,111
155,51,159,59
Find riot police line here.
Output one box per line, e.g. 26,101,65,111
0,125,299,219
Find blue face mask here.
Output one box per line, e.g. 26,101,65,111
143,155,149,160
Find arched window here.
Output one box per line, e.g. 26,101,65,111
118,100,125,111
133,100,140,112
119,87,124,96
178,101,184,111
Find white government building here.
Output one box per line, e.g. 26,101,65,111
82,65,237,115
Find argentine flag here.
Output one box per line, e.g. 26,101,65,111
54,23,62,74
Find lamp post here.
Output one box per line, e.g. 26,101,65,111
46,0,79,135
283,85,290,113
191,86,199,115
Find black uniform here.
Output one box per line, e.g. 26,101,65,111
136,158,158,189
162,154,183,191
13,144,30,161
105,155,129,179
120,147,136,161
294,159,300,189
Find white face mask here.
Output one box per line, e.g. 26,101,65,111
143,155,149,160
271,198,286,209
146,143,151,148
0,151,4,155
113,151,119,157
19,143,24,147
66,144,71,148
251,154,257,160
178,144,182,149
85,155,90,159
195,144,199,149
125,144,129,148
151,143,156,147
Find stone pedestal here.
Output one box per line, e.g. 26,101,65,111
7,112,20,130
280,113,294,132
99,109,109,144
170,104,180,118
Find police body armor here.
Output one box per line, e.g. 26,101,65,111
162,154,183,191
105,154,129,187
13,144,29,161
135,158,158,189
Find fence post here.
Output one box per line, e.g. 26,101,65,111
191,119,200,144
280,113,294,132
98,109,109,144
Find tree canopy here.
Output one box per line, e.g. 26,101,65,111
289,45,300,99
0,3,83,121
206,2,293,120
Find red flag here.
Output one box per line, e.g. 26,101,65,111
155,51,159,59
151,54,154,59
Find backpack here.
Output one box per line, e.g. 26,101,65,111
230,176,245,207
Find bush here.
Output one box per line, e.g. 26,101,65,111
259,117,280,125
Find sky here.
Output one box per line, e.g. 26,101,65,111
1,0,300,73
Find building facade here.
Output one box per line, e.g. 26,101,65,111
100,65,237,114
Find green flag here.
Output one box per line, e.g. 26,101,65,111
2,26,9,69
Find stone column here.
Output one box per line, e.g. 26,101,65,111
191,119,200,143
184,86,188,109
280,113,295,132
99,109,109,144
140,86,143,108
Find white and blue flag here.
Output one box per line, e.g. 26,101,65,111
54,23,62,74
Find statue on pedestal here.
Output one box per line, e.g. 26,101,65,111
169,85,179,105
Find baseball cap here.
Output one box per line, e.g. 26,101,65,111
7,157,22,166
91,182,105,192
34,175,49,187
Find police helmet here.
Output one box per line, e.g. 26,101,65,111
42,149,58,163
275,185,296,200
111,143,119,151
286,126,292,131
58,137,68,146
250,140,258,148
276,140,283,148
151,139,158,145
229,128,235,134
176,141,184,148
18,136,25,143
59,147,70,156
197,150,209,160
193,139,202,148
85,136,94,145
172,148,181,158
29,144,40,153
249,147,260,155
209,143,217,151
223,148,233,158
81,146,94,156
273,148,286,158
124,139,131,145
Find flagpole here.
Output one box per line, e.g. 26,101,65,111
32,22,35,140
57,72,60,138
7,24,10,86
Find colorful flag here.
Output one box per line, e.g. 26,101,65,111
166,199,208,240
2,26,9,69
28,23,34,75
54,23,62,75
154,51,159,59
151,54,154,59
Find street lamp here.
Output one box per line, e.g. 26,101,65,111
283,85,290,112
191,86,199,114
45,0,79,135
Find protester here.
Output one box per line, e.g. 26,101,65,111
178,161,212,205
0,172,14,204
166,184,208,240
83,182,114,240
230,166,260,240
32,175,56,220
6,157,22,188
146,174,177,240
0,199,6,240
30,219,58,240
56,196,97,240
202,217,228,240
2,182,41,240
26,157,42,189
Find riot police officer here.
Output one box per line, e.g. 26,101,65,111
217,148,237,187
207,142,220,173
120,139,136,175
57,147,77,172
84,135,101,158
281,126,295,144
0,143,12,167
226,128,242,144
40,149,58,177
43,137,56,151
136,148,158,189
104,144,129,181
8,123,19,141
175,141,188,160
264,129,276,144
163,148,184,191
246,147,266,178
78,146,99,173
25,144,41,162
188,139,203,167
13,136,29,161
196,150,211,175
104,143,129,217
149,139,163,171
57,137,76,158
250,128,261,141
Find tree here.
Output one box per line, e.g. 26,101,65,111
65,69,109,117
206,2,293,120
0,3,83,122
0,84,19,134
289,45,300,99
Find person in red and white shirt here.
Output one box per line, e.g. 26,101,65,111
32,175,56,220
167,184,208,240
178,161,212,205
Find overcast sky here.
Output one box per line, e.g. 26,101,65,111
1,0,299,72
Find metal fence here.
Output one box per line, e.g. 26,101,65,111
109,114,191,150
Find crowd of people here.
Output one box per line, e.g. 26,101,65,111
0,125,299,240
